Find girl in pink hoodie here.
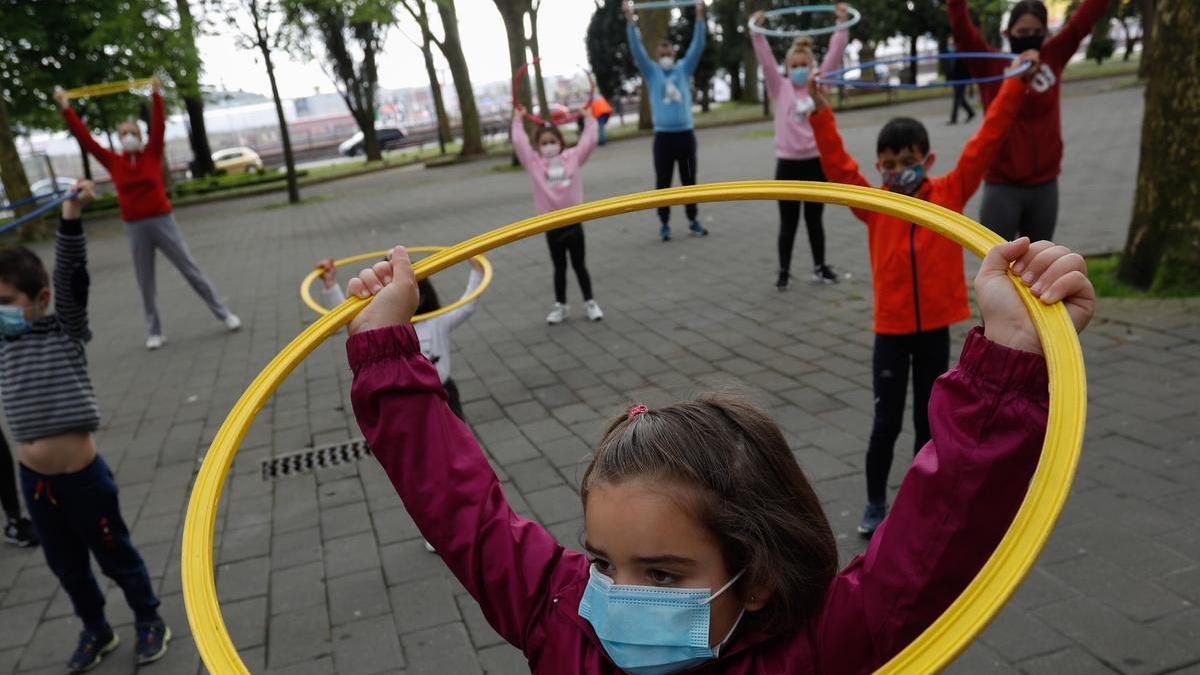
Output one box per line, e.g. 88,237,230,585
344,237,1093,675
751,6,850,289
512,111,603,325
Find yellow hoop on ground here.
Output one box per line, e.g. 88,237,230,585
60,78,154,100
299,246,494,322
183,181,1085,674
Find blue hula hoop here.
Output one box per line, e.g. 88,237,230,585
817,51,1030,89
0,189,67,212
748,4,861,38
631,0,696,10
0,190,79,236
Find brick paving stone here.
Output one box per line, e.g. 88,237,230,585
328,568,391,626
6,78,1200,675
390,577,462,634
332,615,406,675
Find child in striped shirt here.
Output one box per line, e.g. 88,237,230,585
0,181,170,673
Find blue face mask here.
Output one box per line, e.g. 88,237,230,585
579,565,746,675
0,304,33,338
882,164,926,196
789,67,810,87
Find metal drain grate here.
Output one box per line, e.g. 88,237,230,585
261,438,371,481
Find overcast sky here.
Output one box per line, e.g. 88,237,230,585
197,0,595,98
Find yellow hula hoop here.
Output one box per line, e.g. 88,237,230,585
60,78,155,100
183,181,1085,674
299,246,494,322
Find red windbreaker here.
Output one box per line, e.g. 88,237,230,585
349,323,1049,674
62,91,172,222
948,0,1112,185
811,76,1027,335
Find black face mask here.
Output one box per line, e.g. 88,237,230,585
1009,34,1046,53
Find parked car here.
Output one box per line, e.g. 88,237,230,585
338,126,406,157
212,146,264,175
2,177,78,215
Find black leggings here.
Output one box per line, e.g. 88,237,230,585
545,224,593,304
444,378,466,422
866,328,950,505
652,130,698,224
1,430,20,520
775,157,827,272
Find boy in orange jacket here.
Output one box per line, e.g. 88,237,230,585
806,53,1036,536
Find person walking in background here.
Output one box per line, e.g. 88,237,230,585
55,76,240,351
946,37,976,125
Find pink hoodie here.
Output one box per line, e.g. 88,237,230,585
350,325,1049,674
752,28,849,161
512,115,598,215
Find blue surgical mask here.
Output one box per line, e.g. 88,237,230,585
882,164,926,196
0,304,32,338
790,67,809,87
579,565,746,675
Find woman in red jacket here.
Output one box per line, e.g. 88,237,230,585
341,238,1093,674
55,77,239,350
948,0,1112,241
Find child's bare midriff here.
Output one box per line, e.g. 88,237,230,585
19,432,97,475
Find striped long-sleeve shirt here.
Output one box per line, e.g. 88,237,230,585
0,219,101,443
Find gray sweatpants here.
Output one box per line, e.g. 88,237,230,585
978,179,1059,242
125,213,228,336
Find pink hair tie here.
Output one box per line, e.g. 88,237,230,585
627,404,648,419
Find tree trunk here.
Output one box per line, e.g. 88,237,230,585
0,94,34,220
262,47,300,204
1138,0,1154,78
906,34,920,85
637,8,669,129
436,0,484,156
420,35,451,155
1117,0,1199,292
78,139,92,180
528,5,551,118
175,0,216,177
739,0,763,103
361,34,382,161
496,0,534,163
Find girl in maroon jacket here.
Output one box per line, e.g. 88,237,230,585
55,77,239,351
345,241,1093,674
948,0,1112,242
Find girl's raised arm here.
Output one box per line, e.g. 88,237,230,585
347,251,583,655
813,329,1049,671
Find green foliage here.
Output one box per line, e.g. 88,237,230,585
586,0,636,100
0,0,182,132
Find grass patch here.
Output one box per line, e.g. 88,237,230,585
1086,252,1200,298
739,129,776,140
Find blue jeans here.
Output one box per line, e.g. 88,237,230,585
21,456,160,631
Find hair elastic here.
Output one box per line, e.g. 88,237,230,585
627,404,648,419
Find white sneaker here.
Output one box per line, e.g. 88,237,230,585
585,300,604,322
546,303,568,325
423,540,436,553
224,314,242,332
146,335,165,350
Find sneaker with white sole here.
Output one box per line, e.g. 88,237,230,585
423,540,436,553
546,303,568,325
585,300,604,321
811,264,846,284
67,628,118,673
224,314,242,332
4,517,38,547
146,335,165,351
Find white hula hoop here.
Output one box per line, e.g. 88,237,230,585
632,0,700,10
748,4,861,38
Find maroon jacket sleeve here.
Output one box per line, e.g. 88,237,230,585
813,328,1050,672
61,107,115,168
1043,0,1112,70
348,324,579,654
146,90,166,159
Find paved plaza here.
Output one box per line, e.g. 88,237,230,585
3,77,1199,674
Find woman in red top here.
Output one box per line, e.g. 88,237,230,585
55,77,239,350
948,0,1112,242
